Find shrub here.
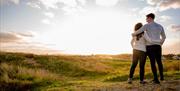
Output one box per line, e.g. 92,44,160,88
0,53,25,62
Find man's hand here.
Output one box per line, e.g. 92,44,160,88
160,40,164,45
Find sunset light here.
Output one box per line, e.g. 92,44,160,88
0,0,179,54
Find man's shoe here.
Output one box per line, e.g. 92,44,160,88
127,78,132,84
153,80,160,84
160,78,165,83
151,79,155,82
150,79,155,83
140,81,147,84
160,78,164,81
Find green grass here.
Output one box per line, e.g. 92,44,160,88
34,56,107,77
0,52,179,91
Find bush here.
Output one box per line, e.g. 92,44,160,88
0,53,25,62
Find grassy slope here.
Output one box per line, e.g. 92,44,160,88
0,52,179,91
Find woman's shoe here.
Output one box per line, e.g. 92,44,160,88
127,78,132,84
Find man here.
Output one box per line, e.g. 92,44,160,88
132,13,166,84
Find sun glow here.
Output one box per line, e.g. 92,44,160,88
39,10,136,54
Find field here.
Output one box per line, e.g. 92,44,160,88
0,52,179,91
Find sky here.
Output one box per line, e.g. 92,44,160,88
0,0,180,55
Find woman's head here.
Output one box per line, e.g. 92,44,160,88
134,22,144,41
134,23,143,31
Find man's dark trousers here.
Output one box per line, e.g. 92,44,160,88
146,45,164,81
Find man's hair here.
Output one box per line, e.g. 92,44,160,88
146,13,155,19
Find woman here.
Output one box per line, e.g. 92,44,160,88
128,23,161,84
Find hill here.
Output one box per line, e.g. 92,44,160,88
0,52,179,91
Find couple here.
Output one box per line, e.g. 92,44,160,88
128,13,166,84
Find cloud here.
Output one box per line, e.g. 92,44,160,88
0,32,22,43
0,31,61,54
139,6,158,15
146,0,180,11
163,40,180,54
41,19,51,24
0,43,62,54
41,18,56,25
28,0,87,9
0,42,62,55
167,24,180,32
18,31,36,37
26,2,41,9
38,0,77,9
159,0,180,11
0,0,20,5
159,15,171,22
0,31,35,43
44,12,55,18
25,0,87,15
146,0,160,5
28,0,120,10
10,0,19,4
38,0,59,9
131,8,140,12
139,0,145,1
95,0,119,6
62,5,86,15
26,0,121,15
77,0,86,6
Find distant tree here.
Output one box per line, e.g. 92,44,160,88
177,54,180,57
163,54,175,60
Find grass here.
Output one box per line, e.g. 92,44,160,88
0,52,179,91
34,55,107,77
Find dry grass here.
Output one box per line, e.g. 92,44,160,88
0,62,62,82
163,60,180,72
0,52,179,91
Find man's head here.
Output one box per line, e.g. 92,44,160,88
146,13,155,23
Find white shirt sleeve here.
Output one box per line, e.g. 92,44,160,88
160,27,166,45
131,37,135,48
132,24,146,36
